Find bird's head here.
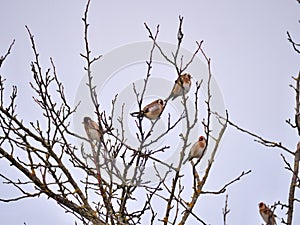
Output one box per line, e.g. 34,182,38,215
198,136,206,142
157,99,165,106
83,116,91,124
181,73,192,81
258,202,266,209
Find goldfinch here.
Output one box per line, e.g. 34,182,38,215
130,99,165,120
183,136,207,164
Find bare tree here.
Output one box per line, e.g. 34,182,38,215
0,1,255,225
214,28,300,225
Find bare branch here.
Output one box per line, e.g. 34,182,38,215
201,170,252,194
287,31,300,54
286,142,300,225
222,195,230,225
0,8,257,225
214,112,294,155
290,71,300,136
0,39,15,68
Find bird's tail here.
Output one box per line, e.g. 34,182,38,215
165,93,178,102
130,111,143,118
171,95,178,101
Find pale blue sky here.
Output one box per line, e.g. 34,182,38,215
0,1,299,225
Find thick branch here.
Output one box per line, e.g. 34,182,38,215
286,142,300,225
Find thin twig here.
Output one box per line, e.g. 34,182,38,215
287,31,300,54
213,112,294,155
201,170,251,194
222,195,230,225
0,39,15,68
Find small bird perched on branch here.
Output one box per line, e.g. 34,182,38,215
130,99,165,120
82,116,102,142
258,202,277,225
183,136,207,164
166,73,192,101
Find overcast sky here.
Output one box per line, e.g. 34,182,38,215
0,1,299,225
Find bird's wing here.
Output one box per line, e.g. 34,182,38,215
90,120,100,131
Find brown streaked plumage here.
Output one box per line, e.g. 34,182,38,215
259,202,276,225
82,117,102,142
183,136,207,164
130,99,165,120
167,73,192,101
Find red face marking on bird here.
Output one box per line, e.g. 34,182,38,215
168,73,192,101
259,202,265,208
198,136,205,141
258,202,276,225
183,135,207,164
157,99,164,106
181,73,192,84
198,136,206,148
